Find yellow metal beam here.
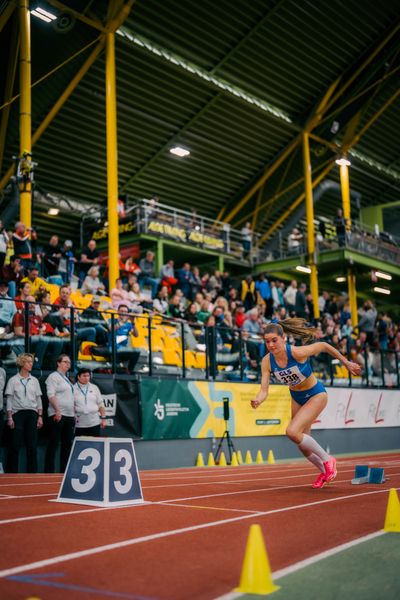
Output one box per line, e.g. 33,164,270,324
258,161,335,245
302,133,319,318
347,269,358,328
305,77,341,131
19,0,32,228
224,136,300,223
105,32,120,292
339,163,351,230
0,13,19,173
0,0,16,33
324,22,400,114
348,88,400,149
45,0,105,32
0,39,105,192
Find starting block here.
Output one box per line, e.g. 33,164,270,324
351,464,386,485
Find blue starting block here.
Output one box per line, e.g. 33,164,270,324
351,464,386,485
351,465,370,484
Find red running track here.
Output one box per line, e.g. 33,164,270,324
0,452,399,600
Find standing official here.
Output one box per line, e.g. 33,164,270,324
44,354,75,473
74,368,106,437
6,354,42,473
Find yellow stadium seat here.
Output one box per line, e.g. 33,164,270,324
78,341,106,362
162,348,182,367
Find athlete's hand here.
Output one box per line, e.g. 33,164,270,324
345,361,361,376
251,398,264,409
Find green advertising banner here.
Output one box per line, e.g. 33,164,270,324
140,379,291,440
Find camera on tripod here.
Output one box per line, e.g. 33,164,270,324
214,396,235,464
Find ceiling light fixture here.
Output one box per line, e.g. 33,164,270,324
373,287,391,295
296,265,311,274
335,156,351,167
170,146,190,157
47,207,59,216
335,276,346,283
374,271,392,281
31,7,57,22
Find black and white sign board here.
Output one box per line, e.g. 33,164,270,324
55,437,144,507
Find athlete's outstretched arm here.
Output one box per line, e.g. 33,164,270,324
292,342,361,376
251,355,271,408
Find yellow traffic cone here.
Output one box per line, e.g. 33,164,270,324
219,451,227,466
207,452,216,467
231,452,239,467
384,488,400,532
237,450,243,464
267,450,275,465
196,452,205,467
256,450,264,464
234,524,280,595
245,450,253,464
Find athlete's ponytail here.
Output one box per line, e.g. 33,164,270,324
264,318,318,344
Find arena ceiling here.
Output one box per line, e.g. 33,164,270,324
0,0,400,246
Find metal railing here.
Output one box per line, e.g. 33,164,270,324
1,297,398,388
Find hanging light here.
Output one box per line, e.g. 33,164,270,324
335,156,351,167
374,271,392,281
296,265,311,274
335,276,346,283
373,287,391,295
170,146,190,157
48,207,59,216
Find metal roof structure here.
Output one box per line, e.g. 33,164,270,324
0,0,399,245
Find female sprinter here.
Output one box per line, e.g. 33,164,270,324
251,318,361,488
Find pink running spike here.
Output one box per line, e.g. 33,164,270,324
311,473,326,489
323,457,337,483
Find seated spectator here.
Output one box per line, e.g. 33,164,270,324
168,294,185,320
81,266,105,296
358,300,377,346
191,266,203,296
242,308,265,367
12,221,32,269
176,262,194,300
341,318,353,339
42,235,62,281
185,302,199,324
21,266,49,297
283,279,297,313
93,305,140,373
124,256,141,277
234,302,246,329
240,275,257,311
52,284,96,344
128,282,148,312
111,278,130,309
214,296,233,328
159,259,177,293
34,290,66,337
12,296,64,369
193,292,205,312
287,227,303,254
78,239,99,286
197,299,211,324
1,255,24,298
15,280,32,310
153,286,169,315
139,250,160,299
125,273,138,292
208,270,223,299
0,280,16,330
80,296,109,345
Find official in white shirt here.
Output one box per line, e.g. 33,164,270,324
73,367,106,437
6,353,42,472
44,354,75,473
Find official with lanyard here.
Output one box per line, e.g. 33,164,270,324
44,354,75,473
73,367,106,437
5,353,42,473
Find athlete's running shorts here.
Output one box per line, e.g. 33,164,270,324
289,380,326,406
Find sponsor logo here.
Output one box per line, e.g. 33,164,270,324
102,393,117,417
154,399,165,421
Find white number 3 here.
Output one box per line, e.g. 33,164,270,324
71,448,101,493
114,449,133,494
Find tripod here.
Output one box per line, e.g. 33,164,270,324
214,420,236,464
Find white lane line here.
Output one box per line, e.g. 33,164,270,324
0,493,58,501
0,482,59,488
1,487,397,579
272,530,386,580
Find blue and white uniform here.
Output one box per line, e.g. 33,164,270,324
269,344,326,405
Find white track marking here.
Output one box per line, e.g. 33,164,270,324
1,487,397,579
272,530,386,580
0,493,57,501
0,481,59,488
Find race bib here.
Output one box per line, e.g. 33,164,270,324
274,365,306,386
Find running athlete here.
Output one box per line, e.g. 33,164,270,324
251,318,361,488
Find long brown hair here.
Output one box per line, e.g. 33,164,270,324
264,318,318,344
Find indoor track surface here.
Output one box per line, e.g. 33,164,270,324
1,452,400,600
